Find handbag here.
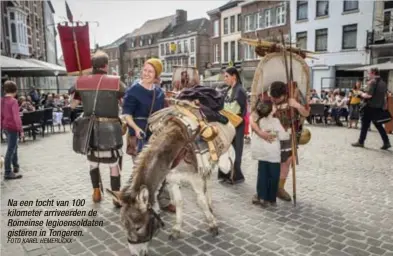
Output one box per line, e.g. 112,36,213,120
72,76,104,155
126,87,157,156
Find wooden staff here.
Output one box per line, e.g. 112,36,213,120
71,22,83,76
279,29,298,207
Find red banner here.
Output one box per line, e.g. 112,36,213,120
57,23,91,74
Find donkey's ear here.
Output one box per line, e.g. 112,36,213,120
106,189,123,206
136,185,149,212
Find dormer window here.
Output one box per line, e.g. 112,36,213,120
148,38,152,45
140,36,144,46
131,40,135,48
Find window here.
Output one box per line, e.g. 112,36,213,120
296,31,307,49
245,14,256,31
230,15,235,33
297,1,308,20
223,18,228,34
342,24,357,50
11,23,17,43
230,41,235,61
165,43,169,54
190,57,195,67
315,28,328,52
140,37,144,47
183,40,188,52
276,4,286,25
190,38,195,52
264,9,272,27
383,9,393,32
316,1,329,17
7,8,28,55
244,45,256,60
237,14,242,31
213,20,219,37
160,44,164,55
223,42,228,63
343,1,358,12
258,12,264,29
214,44,219,63
177,41,182,53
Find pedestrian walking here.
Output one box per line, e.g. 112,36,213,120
1,80,23,180
352,68,391,150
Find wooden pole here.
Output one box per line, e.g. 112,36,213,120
71,22,83,76
280,28,298,207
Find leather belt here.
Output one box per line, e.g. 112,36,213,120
97,117,120,122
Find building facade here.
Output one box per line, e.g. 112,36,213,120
206,1,244,86
291,0,374,92
43,1,57,64
370,0,393,91
124,15,175,83
158,11,211,83
240,0,290,88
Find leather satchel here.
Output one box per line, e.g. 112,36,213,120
72,115,95,155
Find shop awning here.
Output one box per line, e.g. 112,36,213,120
25,59,67,76
349,61,393,71
1,55,67,77
1,55,44,71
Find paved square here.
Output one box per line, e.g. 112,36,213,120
1,126,393,256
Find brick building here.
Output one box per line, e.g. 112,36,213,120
158,10,211,83
1,1,47,60
239,0,289,87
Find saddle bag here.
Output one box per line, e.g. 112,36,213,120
72,116,95,155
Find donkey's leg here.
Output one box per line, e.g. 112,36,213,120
167,173,183,240
189,175,219,236
205,177,213,213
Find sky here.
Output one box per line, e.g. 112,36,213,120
51,0,228,58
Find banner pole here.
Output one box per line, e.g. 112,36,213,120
71,23,83,76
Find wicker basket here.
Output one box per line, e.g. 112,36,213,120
220,109,243,128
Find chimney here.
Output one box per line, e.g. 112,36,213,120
175,9,187,26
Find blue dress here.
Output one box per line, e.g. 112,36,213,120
122,83,165,142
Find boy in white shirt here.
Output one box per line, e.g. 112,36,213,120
251,100,289,207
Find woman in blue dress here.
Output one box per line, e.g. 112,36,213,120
122,58,175,213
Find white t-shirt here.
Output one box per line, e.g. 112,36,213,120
251,115,289,163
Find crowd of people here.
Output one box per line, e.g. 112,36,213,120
1,50,391,213
0,84,73,180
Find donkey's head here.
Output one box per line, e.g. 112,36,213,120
108,185,163,256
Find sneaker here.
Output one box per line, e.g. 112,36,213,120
381,144,391,150
351,142,364,148
4,172,22,180
270,201,277,207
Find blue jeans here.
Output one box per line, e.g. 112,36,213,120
4,130,19,175
257,160,280,202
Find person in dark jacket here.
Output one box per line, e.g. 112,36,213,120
352,68,391,150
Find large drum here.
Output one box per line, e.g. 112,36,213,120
250,51,311,144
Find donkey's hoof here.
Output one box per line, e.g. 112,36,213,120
209,226,219,236
169,230,181,240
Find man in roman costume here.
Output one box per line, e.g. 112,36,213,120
71,50,126,206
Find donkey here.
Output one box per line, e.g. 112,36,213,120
108,111,235,256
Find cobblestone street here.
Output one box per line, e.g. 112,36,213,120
1,125,393,256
